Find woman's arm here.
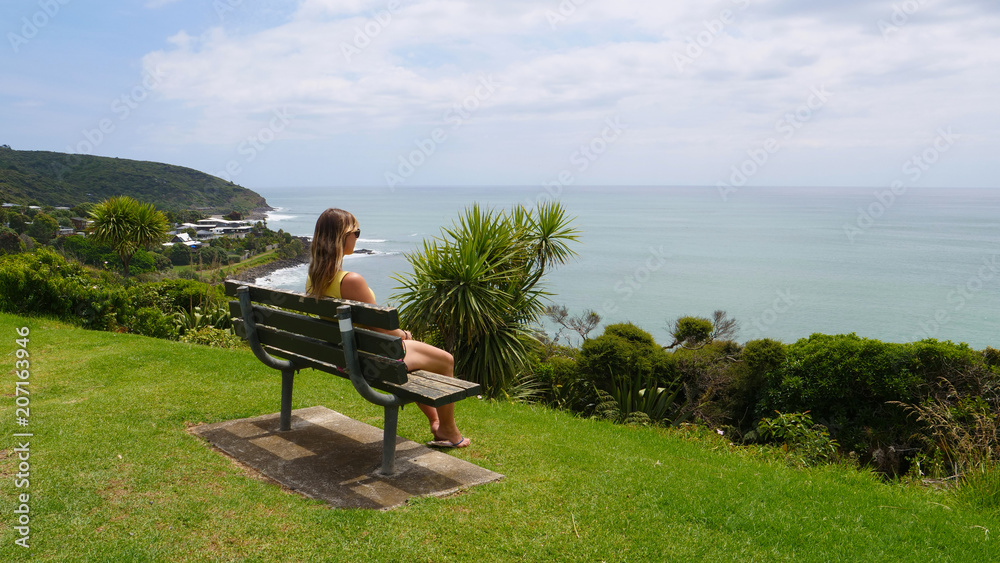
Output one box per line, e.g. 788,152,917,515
339,272,411,340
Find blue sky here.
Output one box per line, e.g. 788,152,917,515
3,0,998,190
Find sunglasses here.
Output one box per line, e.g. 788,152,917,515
349,228,361,238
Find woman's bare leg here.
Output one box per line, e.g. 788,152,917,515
403,340,469,446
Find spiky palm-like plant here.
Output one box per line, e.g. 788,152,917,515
88,196,169,276
393,201,579,396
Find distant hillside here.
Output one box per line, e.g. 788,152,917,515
0,147,269,213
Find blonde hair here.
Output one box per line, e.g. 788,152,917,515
306,208,358,298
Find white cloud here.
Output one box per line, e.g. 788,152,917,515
136,0,1000,186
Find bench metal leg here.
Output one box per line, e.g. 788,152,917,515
381,404,400,475
280,368,294,431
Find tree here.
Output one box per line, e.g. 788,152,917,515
277,238,304,259
665,310,739,350
8,213,28,233
88,196,169,276
393,201,580,396
0,226,24,254
545,304,601,345
168,242,193,266
26,212,59,244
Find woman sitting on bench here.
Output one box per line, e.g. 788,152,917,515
306,207,471,449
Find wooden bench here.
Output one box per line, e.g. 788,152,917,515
224,280,482,475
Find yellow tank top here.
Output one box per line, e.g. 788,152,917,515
306,270,375,302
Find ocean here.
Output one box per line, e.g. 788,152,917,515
250,185,1000,350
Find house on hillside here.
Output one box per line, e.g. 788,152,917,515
195,218,253,237
71,217,91,231
177,218,253,240
168,232,202,248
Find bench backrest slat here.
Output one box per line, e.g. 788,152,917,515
224,281,399,331
233,323,408,384
227,302,404,360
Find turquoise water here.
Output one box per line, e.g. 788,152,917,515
252,186,1000,349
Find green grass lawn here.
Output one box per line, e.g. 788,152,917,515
1,312,996,562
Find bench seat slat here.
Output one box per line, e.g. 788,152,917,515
379,370,482,407
239,325,408,384
228,302,404,360
261,349,481,408
225,281,399,330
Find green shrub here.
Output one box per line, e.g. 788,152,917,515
168,243,195,265
606,371,685,425
671,340,747,433
26,212,58,244
143,278,225,311
760,334,915,450
669,316,714,348
0,250,223,337
576,323,685,424
890,366,1000,478
984,347,1000,369
127,306,179,340
604,322,657,345
531,355,589,411
0,248,130,330
179,327,247,349
743,338,786,374
277,238,304,259
8,213,28,233
758,411,840,468
577,322,676,392
196,245,230,267
758,333,988,473
58,234,106,264
173,304,232,336
125,249,169,275
0,226,24,254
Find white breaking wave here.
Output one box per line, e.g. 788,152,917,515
253,263,309,290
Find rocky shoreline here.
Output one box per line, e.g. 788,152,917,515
228,235,311,284
245,206,275,222
229,256,308,284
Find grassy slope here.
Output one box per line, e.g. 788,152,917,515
0,149,267,213
0,312,996,562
